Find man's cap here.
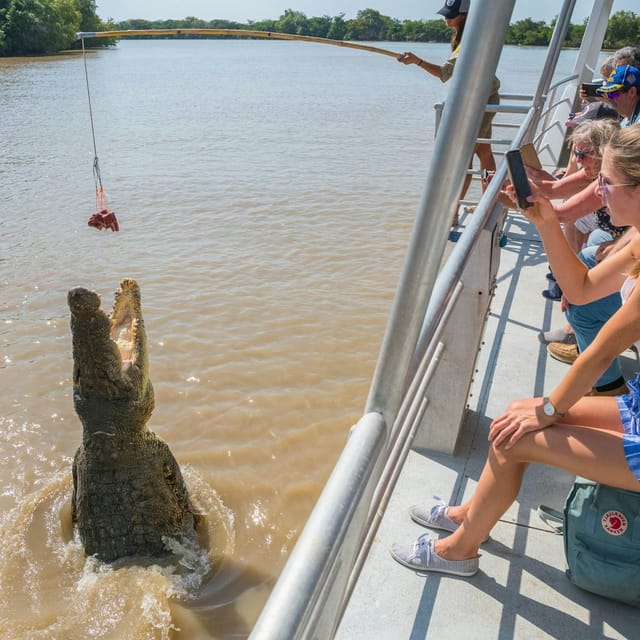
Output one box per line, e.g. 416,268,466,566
437,0,471,19
570,101,620,127
596,65,640,94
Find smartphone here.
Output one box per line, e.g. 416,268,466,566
581,81,602,97
506,149,533,209
520,143,542,170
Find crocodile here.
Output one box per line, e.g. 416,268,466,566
69,278,197,562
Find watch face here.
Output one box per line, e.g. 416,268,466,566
543,401,554,416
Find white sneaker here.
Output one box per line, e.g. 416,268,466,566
390,533,479,576
409,498,459,533
409,497,490,542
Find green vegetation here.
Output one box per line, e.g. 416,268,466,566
1,5,639,57
0,0,113,55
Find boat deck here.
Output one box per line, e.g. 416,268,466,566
336,210,640,639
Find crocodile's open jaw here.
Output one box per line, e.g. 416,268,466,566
68,279,154,433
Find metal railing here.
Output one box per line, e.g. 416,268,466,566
250,0,613,637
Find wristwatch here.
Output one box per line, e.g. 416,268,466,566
542,397,565,418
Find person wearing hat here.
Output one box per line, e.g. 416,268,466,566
597,65,640,127
397,0,500,222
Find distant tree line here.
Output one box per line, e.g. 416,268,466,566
1,5,639,57
109,9,640,50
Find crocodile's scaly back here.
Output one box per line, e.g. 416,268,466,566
69,278,197,562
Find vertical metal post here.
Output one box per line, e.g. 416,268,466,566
365,0,516,428
538,0,613,165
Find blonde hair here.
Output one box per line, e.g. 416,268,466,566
605,125,640,277
569,118,620,158
605,124,640,185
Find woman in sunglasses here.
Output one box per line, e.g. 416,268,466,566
527,119,630,395
391,124,640,577
532,120,625,247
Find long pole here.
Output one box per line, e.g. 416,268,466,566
76,29,401,59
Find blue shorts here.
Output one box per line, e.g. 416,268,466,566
616,372,640,480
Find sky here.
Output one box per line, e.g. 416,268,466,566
94,0,638,24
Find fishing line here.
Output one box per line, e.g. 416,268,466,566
76,29,400,233
81,37,119,232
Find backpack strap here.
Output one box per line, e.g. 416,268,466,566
537,504,564,534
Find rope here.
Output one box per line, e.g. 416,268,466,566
81,38,103,195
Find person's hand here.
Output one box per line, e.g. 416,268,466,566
526,166,555,183
398,52,420,66
488,397,555,449
525,166,559,198
560,294,570,313
595,240,617,263
506,181,557,226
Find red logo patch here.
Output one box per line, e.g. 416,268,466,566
602,510,628,536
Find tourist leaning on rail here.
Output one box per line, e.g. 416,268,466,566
578,47,640,106
533,118,626,317
535,65,639,344
390,123,640,577
397,0,500,222
597,65,640,128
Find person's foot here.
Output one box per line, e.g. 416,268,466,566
538,327,576,345
547,342,579,364
390,533,479,576
409,498,489,541
542,281,562,301
409,499,460,533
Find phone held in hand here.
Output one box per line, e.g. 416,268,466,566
520,143,541,170
581,81,602,97
506,149,533,210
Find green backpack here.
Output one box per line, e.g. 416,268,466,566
539,478,640,607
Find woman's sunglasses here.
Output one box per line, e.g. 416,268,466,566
573,149,593,161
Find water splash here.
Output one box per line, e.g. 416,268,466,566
0,464,234,639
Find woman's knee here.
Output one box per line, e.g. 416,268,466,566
489,431,538,465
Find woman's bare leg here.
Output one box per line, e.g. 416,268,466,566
437,401,637,560
446,396,621,523
458,143,496,203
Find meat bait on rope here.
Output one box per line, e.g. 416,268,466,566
81,38,119,232
77,30,399,234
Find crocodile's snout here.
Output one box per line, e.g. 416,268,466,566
68,287,101,317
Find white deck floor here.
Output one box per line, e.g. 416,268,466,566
336,210,640,639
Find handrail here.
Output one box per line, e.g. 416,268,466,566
250,0,612,637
